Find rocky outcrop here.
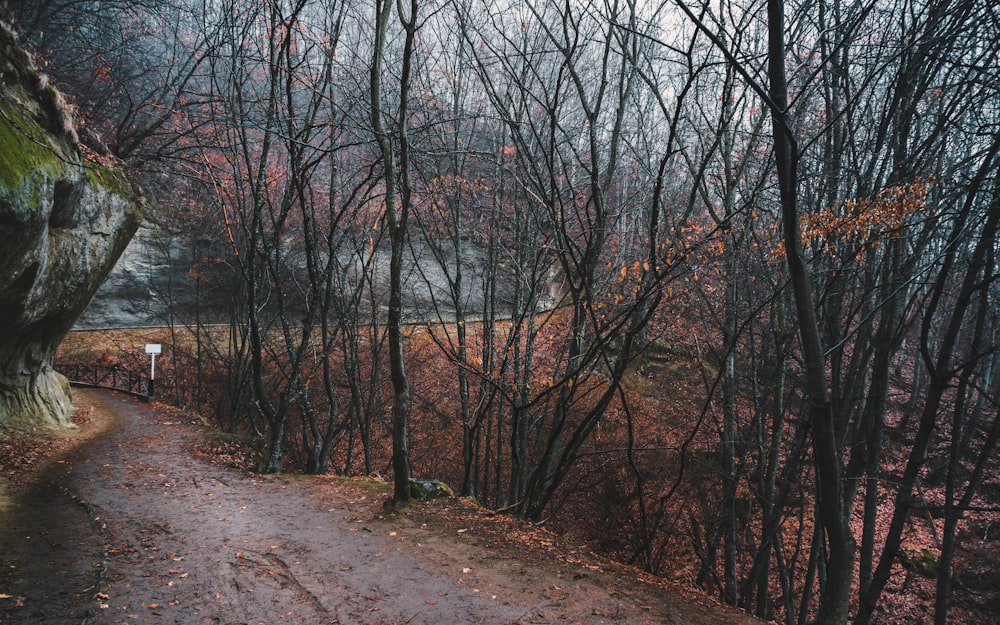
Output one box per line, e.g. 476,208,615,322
408,478,454,501
0,22,140,429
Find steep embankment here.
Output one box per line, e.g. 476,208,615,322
0,22,140,429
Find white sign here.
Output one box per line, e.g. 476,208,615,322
145,344,162,390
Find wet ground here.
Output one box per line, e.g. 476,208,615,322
1,388,759,625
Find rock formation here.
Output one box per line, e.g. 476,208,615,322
0,22,140,429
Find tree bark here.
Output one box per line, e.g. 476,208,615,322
766,0,855,622
370,0,413,504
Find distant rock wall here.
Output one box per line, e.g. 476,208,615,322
74,225,514,330
0,22,140,429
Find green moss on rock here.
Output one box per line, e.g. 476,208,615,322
409,478,454,501
86,161,130,198
0,100,63,192
0,21,141,431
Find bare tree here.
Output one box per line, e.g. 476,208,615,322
370,0,420,503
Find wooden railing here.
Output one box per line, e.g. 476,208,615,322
55,363,151,400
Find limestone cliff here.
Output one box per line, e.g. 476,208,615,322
0,22,140,429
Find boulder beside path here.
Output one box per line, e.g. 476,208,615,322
0,21,140,429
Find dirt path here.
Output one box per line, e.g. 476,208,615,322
1,389,759,625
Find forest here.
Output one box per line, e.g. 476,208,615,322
5,0,999,624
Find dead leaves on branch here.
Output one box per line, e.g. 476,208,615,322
769,178,934,262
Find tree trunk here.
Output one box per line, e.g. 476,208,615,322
767,0,854,621
370,0,413,504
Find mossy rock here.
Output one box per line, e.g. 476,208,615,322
0,20,140,431
0,100,64,194
408,478,454,501
898,546,939,578
86,160,130,198
917,548,939,578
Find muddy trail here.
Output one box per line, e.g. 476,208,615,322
1,389,759,625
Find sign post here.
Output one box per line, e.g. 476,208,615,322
145,344,162,399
